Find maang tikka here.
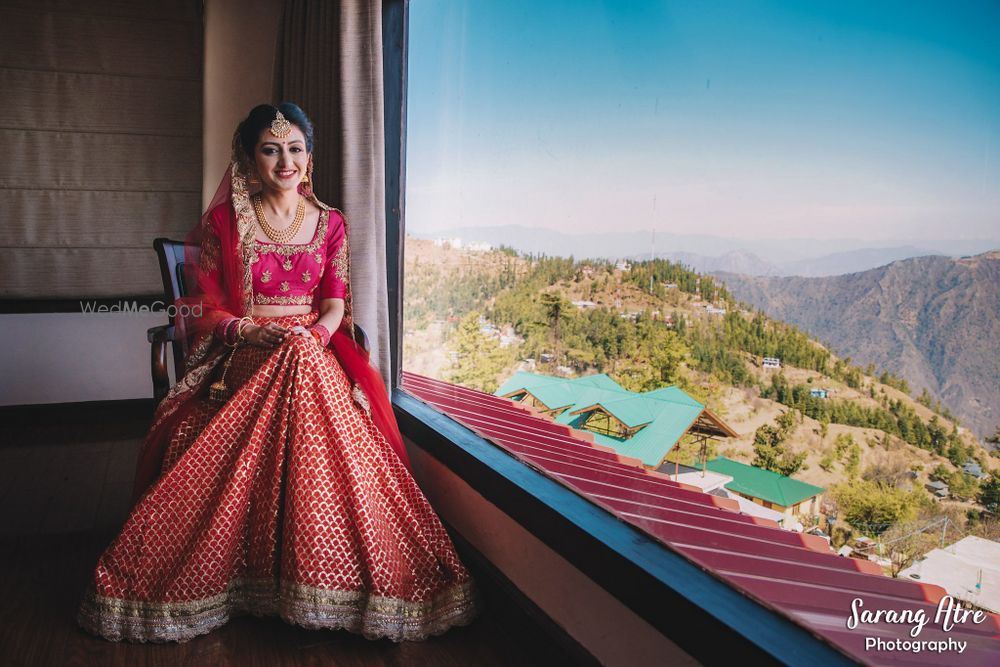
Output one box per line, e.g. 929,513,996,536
270,111,292,138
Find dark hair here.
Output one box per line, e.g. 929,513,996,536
236,102,315,158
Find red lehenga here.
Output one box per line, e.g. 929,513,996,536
77,161,480,643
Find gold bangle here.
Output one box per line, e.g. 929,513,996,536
235,316,255,344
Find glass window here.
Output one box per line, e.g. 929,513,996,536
403,0,997,398
400,0,997,564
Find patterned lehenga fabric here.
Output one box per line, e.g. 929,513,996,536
77,314,480,642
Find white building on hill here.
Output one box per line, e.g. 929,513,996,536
899,536,1000,613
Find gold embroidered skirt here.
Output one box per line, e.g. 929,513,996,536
78,315,480,642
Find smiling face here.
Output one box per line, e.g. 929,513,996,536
253,124,309,194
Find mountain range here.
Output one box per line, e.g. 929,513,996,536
657,246,950,277
411,225,999,277
716,251,1000,439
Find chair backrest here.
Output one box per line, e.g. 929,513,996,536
154,238,197,303
153,237,198,378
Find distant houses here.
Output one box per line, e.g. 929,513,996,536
962,462,990,481
762,357,781,370
432,237,493,252
495,372,834,532
925,480,950,499
477,316,521,348
809,388,830,399
495,372,736,468
704,457,825,524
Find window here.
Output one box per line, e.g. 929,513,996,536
392,2,1000,663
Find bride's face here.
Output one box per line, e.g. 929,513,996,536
254,125,309,194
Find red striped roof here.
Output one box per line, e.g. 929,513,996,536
402,372,1000,665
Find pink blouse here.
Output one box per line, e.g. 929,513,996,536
250,208,347,306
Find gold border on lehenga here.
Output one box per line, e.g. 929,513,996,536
77,577,480,643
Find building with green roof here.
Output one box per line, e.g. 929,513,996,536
705,457,825,523
495,372,736,468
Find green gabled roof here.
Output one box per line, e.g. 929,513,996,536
575,397,654,428
495,372,727,467
568,373,625,391
644,385,704,408
496,371,578,410
705,457,824,508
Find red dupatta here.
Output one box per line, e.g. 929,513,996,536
131,158,408,505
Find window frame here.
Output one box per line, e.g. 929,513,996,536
382,1,852,663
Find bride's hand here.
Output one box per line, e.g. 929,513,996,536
244,323,289,347
289,325,322,345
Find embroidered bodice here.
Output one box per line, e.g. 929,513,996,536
250,208,347,306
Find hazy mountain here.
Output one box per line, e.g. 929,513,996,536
650,251,782,276
412,225,998,276
780,247,945,277
641,248,943,277
716,251,1000,438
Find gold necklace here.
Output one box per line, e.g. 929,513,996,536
253,194,306,244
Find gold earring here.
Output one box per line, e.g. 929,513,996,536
301,172,310,185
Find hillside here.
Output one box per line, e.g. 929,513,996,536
716,251,1000,439
403,238,997,521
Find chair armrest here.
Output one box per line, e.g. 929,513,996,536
352,323,370,355
148,324,175,344
148,324,175,403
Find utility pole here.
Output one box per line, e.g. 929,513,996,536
649,223,656,294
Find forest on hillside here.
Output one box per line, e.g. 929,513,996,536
403,241,999,542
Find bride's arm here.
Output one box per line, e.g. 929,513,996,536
309,298,345,345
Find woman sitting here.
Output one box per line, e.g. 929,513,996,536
77,103,480,643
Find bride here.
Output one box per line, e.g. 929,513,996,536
77,102,480,643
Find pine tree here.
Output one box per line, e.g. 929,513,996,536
446,312,513,393
752,423,805,476
978,476,999,515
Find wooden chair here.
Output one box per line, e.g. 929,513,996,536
148,238,368,402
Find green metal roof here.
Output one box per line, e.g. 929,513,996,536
705,457,824,508
495,372,719,466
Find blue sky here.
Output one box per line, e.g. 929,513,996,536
406,0,1000,241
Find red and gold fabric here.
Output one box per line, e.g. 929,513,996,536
77,157,480,642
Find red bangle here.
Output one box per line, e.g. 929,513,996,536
227,319,241,345
215,317,238,343
310,324,331,346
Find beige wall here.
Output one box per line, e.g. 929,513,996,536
0,312,169,406
738,491,822,523
203,0,284,207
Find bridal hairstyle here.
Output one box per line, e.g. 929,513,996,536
237,102,315,158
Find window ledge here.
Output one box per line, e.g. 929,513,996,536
393,388,853,666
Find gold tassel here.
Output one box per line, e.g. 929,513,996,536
208,351,236,403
